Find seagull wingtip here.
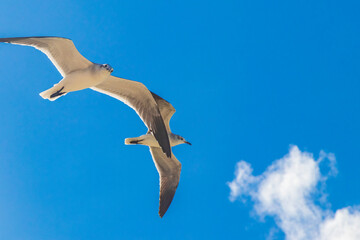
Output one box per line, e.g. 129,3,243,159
158,209,166,218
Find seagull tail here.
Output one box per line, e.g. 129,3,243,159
39,84,67,101
125,136,144,145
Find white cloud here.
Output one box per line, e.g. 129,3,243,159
319,207,360,240
228,161,257,202
227,146,360,240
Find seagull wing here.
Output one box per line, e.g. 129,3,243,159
149,147,181,218
150,92,176,132
91,76,171,158
0,37,92,77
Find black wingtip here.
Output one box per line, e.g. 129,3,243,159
158,184,177,218
0,36,71,42
158,202,169,218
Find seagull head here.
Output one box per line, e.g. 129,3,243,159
174,134,192,146
102,64,113,73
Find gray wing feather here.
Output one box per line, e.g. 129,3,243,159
149,147,181,218
150,92,176,132
0,37,92,77
91,76,171,158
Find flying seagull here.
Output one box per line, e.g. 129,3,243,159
125,92,191,217
0,36,171,157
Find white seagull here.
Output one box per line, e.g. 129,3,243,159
125,92,191,217
0,36,171,157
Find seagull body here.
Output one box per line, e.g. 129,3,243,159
125,132,190,147
40,63,113,100
0,36,171,157
125,92,191,217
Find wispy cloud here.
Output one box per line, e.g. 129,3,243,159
227,146,360,240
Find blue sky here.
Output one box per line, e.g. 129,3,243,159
0,0,360,239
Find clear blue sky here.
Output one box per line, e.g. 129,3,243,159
0,0,359,239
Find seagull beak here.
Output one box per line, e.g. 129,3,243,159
185,141,192,145
110,68,113,73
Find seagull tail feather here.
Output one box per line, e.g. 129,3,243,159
39,84,67,101
125,137,144,145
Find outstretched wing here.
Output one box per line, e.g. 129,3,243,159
0,36,92,77
150,92,176,132
91,76,171,158
149,147,181,218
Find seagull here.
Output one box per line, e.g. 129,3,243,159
125,92,191,217
0,36,171,157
